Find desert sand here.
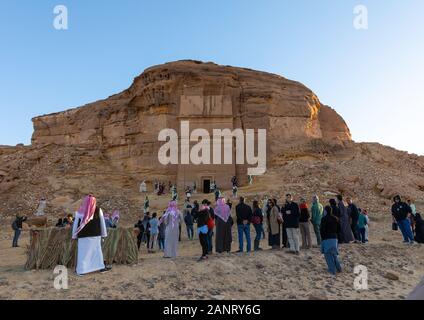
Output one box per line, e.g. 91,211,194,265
1,61,423,300
1,177,423,300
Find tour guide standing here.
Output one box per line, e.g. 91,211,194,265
235,197,253,252
391,195,415,244
72,195,110,276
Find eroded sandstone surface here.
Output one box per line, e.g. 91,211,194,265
0,60,423,221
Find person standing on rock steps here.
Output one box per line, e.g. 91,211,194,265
311,195,323,246
282,194,301,254
232,185,238,199
144,196,150,214
139,180,147,193
391,195,415,245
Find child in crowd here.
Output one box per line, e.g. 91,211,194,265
148,212,159,253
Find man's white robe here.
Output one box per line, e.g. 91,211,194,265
72,209,107,275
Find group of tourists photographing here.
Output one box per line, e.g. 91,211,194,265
12,187,422,279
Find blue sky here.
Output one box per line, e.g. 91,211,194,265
0,0,423,155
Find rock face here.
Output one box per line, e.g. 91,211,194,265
2,60,424,221
31,60,351,190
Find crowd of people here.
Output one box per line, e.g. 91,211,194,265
10,188,423,278
131,191,423,276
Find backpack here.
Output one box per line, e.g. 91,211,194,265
207,214,215,230
11,220,18,231
252,215,261,225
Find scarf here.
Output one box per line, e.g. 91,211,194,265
214,197,231,223
162,200,180,228
75,195,97,235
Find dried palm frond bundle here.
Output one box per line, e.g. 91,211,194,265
102,228,139,265
25,227,138,270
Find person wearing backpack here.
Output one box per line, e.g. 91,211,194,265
235,197,253,253
12,213,27,247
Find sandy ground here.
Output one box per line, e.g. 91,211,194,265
0,204,423,300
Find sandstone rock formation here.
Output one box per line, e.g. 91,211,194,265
0,60,423,221
31,60,352,190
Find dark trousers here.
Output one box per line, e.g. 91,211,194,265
254,224,262,241
282,223,288,247
351,221,360,241
158,238,165,250
199,232,209,257
398,219,414,243
12,229,21,247
358,227,366,243
186,224,194,240
207,229,213,253
237,224,252,252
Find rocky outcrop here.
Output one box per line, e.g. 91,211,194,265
31,60,352,185
7,61,423,220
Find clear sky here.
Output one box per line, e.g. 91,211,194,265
0,0,423,155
